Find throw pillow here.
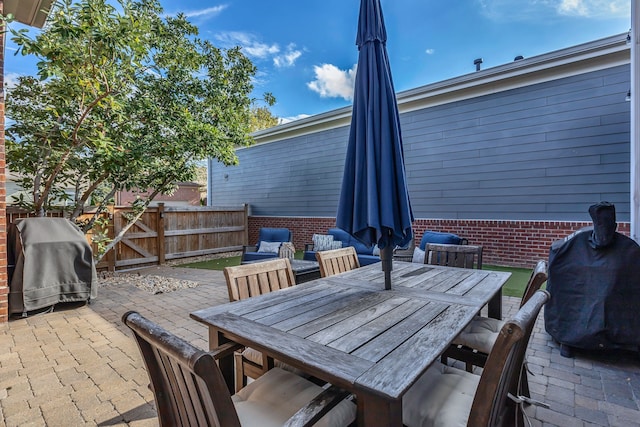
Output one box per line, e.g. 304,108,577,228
330,240,343,250
257,241,281,253
312,234,334,251
412,247,426,264
372,245,380,256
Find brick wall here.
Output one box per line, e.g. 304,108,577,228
0,2,8,323
248,216,631,268
118,183,202,206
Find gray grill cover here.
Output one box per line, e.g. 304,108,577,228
544,203,640,351
8,218,98,315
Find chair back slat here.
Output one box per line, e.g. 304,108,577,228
425,243,483,269
468,290,549,426
519,260,548,308
123,311,240,427
224,258,296,302
316,247,360,277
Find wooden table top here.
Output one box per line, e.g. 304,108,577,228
191,262,510,401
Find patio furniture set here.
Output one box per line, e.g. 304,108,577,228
120,204,638,426
121,222,556,426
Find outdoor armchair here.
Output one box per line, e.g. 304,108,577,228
402,290,550,427
443,260,548,395
224,258,301,392
315,247,360,277
241,227,293,263
122,311,356,427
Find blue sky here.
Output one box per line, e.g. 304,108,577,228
4,0,631,123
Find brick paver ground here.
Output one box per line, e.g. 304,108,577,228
1,265,638,426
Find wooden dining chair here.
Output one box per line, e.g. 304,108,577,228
224,258,298,391
442,260,547,397
224,258,296,302
122,311,356,427
403,290,550,427
315,247,360,277
425,242,483,269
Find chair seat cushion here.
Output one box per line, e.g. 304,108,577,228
453,316,505,354
243,252,279,262
403,362,479,427
233,367,356,427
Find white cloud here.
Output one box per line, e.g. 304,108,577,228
307,64,357,101
279,114,311,125
182,5,228,19
425,48,435,55
556,0,628,17
476,0,628,20
274,44,302,68
4,73,22,90
215,32,280,59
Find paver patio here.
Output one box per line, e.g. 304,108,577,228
0,266,638,426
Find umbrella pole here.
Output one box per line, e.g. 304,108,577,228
380,244,393,290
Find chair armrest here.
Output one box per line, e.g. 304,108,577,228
210,342,244,360
304,243,315,251
242,245,258,254
283,385,353,427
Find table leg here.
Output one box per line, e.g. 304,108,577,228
488,287,502,319
209,327,235,394
357,392,402,427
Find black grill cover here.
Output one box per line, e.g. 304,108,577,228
544,203,640,351
8,218,98,316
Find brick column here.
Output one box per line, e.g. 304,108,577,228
0,1,9,322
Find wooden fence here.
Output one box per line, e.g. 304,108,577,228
6,204,249,271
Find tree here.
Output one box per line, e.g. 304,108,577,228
4,0,271,260
250,106,279,132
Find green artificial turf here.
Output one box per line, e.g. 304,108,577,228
180,255,535,298
483,264,541,298
180,251,303,270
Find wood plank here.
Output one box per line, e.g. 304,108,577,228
206,313,373,389
307,296,411,346
164,226,245,237
352,301,449,362
356,303,479,399
243,286,342,321
270,287,376,331
121,238,154,258
258,287,366,327
328,298,430,353
287,292,397,338
165,246,243,259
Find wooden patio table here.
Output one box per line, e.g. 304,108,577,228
190,261,510,427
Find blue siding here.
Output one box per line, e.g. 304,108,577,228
210,65,630,222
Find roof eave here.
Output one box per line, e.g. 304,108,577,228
4,0,54,28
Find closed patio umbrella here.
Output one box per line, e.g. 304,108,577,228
336,0,413,289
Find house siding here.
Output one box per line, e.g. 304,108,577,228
210,64,631,224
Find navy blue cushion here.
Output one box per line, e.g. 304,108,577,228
258,228,292,243
328,228,374,255
303,251,317,261
419,231,464,250
358,255,381,266
242,252,279,262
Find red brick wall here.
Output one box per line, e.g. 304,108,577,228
118,183,202,206
248,216,631,268
0,3,8,323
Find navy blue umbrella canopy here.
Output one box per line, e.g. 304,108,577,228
336,0,413,289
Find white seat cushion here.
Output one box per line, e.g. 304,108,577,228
403,362,480,427
452,316,505,354
242,347,307,377
233,367,356,427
